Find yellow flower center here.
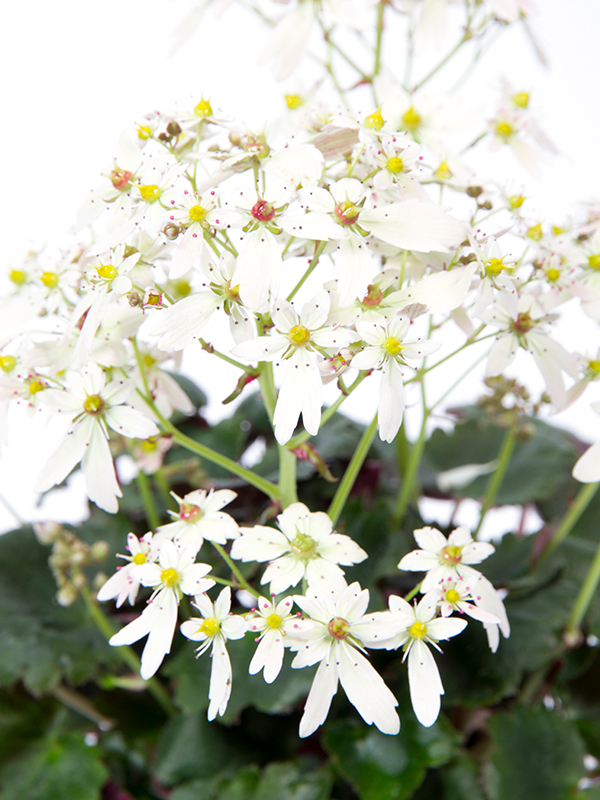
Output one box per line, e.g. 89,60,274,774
199,617,220,636
194,98,213,118
509,195,525,209
97,264,118,281
160,567,179,587
588,254,600,270
402,107,421,130
225,280,240,301
513,92,530,108
445,589,460,603
527,223,543,241
139,184,162,203
495,120,513,139
174,280,191,298
386,156,404,174
552,225,566,235
266,613,283,629
40,272,59,289
365,108,384,130
28,380,44,395
288,325,311,346
189,205,206,222
441,544,463,565
9,269,27,285
0,355,16,373
133,553,147,565
179,502,202,522
546,268,561,282
384,336,403,356
141,437,159,452
408,620,427,639
589,360,600,374
285,94,303,110
328,617,351,640
290,532,317,559
435,161,453,180
137,124,153,140
83,394,105,415
485,257,508,276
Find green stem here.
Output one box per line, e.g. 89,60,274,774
392,418,427,527
404,580,423,603
211,542,259,598
412,30,471,92
328,415,378,527
286,241,327,302
154,468,173,507
564,533,600,644
278,446,298,508
473,426,517,538
373,1,385,78
80,586,176,716
198,338,251,371
135,469,161,531
537,482,600,566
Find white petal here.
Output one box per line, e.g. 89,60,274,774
104,406,159,439
140,590,178,680
207,637,232,720
333,235,374,307
573,441,600,483
361,202,465,253
237,228,282,311
298,649,339,738
82,422,122,513
338,644,400,734
408,640,444,727
148,293,222,351
34,421,90,493
378,360,405,443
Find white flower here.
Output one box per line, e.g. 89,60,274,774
109,540,215,680
434,575,500,626
398,525,495,591
180,587,246,720
246,595,310,683
232,292,354,444
290,581,400,738
351,315,440,442
153,488,239,551
230,502,367,595
573,402,600,483
96,532,156,608
382,592,467,727
35,364,159,513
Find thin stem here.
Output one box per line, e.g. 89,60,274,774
135,469,161,531
473,426,517,538
537,482,600,566
80,585,176,716
412,31,471,92
328,415,379,527
198,338,251,372
564,533,600,644
373,1,385,78
286,241,327,302
404,580,423,603
211,542,259,598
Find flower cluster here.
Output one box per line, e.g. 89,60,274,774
98,503,503,734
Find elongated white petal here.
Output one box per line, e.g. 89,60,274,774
237,228,282,311
378,360,405,443
333,235,374,307
386,265,475,314
299,649,339,738
34,421,91,493
273,350,322,444
148,293,223,351
104,406,159,439
338,644,400,734
361,202,465,253
573,441,600,483
208,638,233,720
230,526,290,562
408,640,444,727
170,225,205,279
82,422,122,513
486,334,518,376
140,590,178,680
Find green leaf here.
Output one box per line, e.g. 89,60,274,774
0,528,119,691
153,712,247,786
440,753,486,800
0,732,108,800
323,718,430,800
487,705,585,800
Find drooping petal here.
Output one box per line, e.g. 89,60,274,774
407,640,444,727
298,648,339,738
207,637,233,721
82,422,122,513
378,359,405,443
338,643,400,734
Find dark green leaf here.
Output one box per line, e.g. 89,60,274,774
487,705,585,800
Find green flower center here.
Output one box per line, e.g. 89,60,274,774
179,502,202,521
435,161,453,179
485,258,508,277
334,200,360,226
29,380,45,395
290,532,317,559
83,394,105,415
527,223,543,241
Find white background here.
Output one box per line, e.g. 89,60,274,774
0,0,599,533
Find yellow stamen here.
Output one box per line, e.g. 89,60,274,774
289,325,311,346
290,532,317,559
546,268,560,282
160,567,179,587
194,98,213,118
495,120,514,139
527,223,543,241
588,254,600,270
133,553,146,565
402,107,421,130
9,269,27,285
365,108,384,131
513,92,529,108
384,336,403,356
266,613,283,629
139,184,161,203
445,589,460,604
199,617,220,636
509,195,525,209
29,380,44,395
40,272,59,289
83,394,104,414
485,258,508,276
136,124,153,140
284,94,303,110
435,161,453,180
189,205,206,222
408,620,427,639
97,264,118,281
0,355,16,373
387,156,404,174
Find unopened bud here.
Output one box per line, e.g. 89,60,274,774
166,121,182,137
